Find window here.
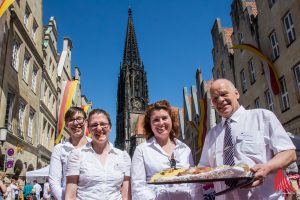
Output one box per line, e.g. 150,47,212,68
24,5,31,28
265,89,274,112
12,38,21,71
269,31,280,60
248,59,256,84
46,125,50,146
27,110,34,143
221,62,225,77
255,97,260,108
22,52,30,82
42,119,47,146
31,66,37,92
279,77,290,111
240,69,247,93
4,93,15,131
294,64,300,95
32,19,38,41
18,100,26,138
283,12,296,45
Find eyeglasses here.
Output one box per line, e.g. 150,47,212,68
68,117,85,124
88,122,110,130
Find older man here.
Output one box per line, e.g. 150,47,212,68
199,79,296,200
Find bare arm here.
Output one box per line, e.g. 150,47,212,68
121,176,131,200
65,175,78,200
251,149,297,187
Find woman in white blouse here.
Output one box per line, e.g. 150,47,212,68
65,109,131,200
49,107,91,200
131,100,203,200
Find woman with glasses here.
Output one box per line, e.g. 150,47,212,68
49,107,91,200
65,109,131,200
131,100,203,200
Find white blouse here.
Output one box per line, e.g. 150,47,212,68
49,137,91,200
131,137,203,200
66,142,131,200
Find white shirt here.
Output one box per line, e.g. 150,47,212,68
66,142,131,200
131,137,203,200
199,106,296,200
49,137,91,200
33,183,42,195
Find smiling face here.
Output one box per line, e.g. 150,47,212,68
88,113,111,145
210,79,240,118
150,109,173,143
65,112,86,139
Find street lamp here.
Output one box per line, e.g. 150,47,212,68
0,127,7,171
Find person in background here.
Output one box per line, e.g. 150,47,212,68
65,109,131,200
286,162,300,200
9,179,18,200
43,179,51,200
0,172,7,200
199,78,296,199
49,107,91,200
4,178,13,200
22,181,33,200
32,180,42,200
131,100,203,200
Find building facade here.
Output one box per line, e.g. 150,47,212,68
115,9,149,156
0,1,90,177
182,69,216,164
211,0,300,135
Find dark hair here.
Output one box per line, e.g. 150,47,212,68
64,107,87,122
144,100,180,141
88,109,112,127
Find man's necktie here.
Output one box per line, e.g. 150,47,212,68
223,118,236,187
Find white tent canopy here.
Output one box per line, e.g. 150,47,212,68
26,165,49,183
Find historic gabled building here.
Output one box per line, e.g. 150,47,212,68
0,0,91,177
182,69,216,163
115,9,149,156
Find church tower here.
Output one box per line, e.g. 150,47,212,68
115,8,149,155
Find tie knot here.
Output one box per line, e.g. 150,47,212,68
225,118,231,125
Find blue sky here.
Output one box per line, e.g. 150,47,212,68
43,0,232,142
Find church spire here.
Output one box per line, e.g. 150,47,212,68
115,8,149,155
122,8,141,67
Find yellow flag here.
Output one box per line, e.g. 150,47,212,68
0,0,15,17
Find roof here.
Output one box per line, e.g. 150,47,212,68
245,1,257,17
223,28,233,45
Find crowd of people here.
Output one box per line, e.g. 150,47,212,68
0,172,51,200
42,78,299,199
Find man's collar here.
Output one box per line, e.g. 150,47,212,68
221,106,245,126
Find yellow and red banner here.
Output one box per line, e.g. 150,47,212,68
198,98,208,152
231,44,280,95
81,104,91,137
55,80,78,144
81,104,90,113
0,0,14,17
